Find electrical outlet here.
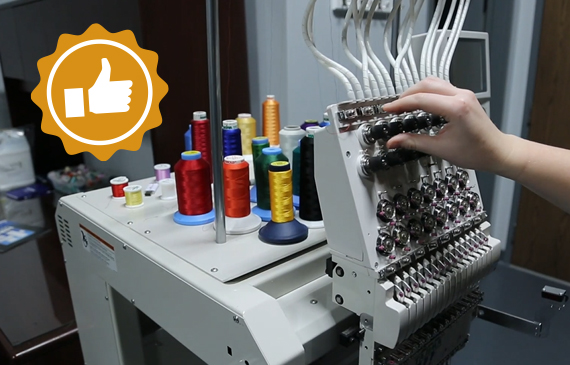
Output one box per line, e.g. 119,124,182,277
331,0,393,13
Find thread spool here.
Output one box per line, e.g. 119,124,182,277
297,127,324,229
110,176,129,199
252,147,287,221
250,136,270,203
320,112,330,127
292,140,301,207
160,178,176,200
154,163,171,181
301,119,319,130
262,95,280,146
191,111,212,180
237,113,256,155
184,124,192,151
279,125,305,165
173,151,215,225
220,155,261,234
123,185,143,208
222,120,242,157
258,161,308,245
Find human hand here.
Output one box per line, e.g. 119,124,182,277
383,77,515,174
88,58,133,114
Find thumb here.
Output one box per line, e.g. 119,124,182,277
93,58,111,86
386,133,437,155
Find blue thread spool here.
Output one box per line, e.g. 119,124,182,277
222,120,242,157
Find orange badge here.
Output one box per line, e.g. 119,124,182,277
32,24,168,161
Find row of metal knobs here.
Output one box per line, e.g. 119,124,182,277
375,170,480,256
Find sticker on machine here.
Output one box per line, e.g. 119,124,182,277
79,224,117,272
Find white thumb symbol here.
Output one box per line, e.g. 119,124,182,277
88,58,133,114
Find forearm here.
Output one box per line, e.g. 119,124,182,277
495,134,570,213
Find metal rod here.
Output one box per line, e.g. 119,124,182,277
206,0,226,243
389,5,401,84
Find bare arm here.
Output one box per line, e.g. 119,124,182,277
383,77,570,213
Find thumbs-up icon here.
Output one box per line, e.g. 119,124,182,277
64,58,133,118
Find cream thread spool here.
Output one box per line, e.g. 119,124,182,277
123,185,144,208
160,178,176,200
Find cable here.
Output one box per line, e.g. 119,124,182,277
423,0,446,79
396,0,416,88
394,0,418,93
442,0,470,81
365,0,394,95
356,0,381,97
302,0,363,99
342,0,372,97
438,0,465,79
431,0,457,76
406,0,426,84
384,0,407,92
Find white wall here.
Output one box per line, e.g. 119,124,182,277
245,0,431,129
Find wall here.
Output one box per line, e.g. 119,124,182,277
245,0,431,129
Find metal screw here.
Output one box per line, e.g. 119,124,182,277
335,295,344,305
123,244,127,250
131,299,135,304
81,195,86,198
346,151,351,157
144,230,151,234
374,262,379,269
386,266,395,274
335,266,345,277
233,315,240,323
105,296,109,301
211,268,218,272
127,221,133,225
364,319,368,324
59,201,63,206
310,299,318,304
352,271,357,277
64,259,67,264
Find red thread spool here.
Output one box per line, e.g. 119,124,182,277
174,151,212,216
110,176,129,198
223,156,251,218
191,111,212,180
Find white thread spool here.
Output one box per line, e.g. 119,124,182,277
160,178,176,200
279,125,305,164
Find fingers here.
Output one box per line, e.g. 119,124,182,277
386,133,439,156
400,77,457,98
383,93,457,118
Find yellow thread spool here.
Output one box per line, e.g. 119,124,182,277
268,161,294,223
263,95,280,146
123,185,144,208
237,113,256,155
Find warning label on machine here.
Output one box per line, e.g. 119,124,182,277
79,224,117,272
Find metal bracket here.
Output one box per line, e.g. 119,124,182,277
477,286,567,338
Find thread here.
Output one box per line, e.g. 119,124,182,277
268,161,294,223
301,119,320,130
299,127,323,221
124,185,143,208
154,163,171,181
222,120,242,157
320,112,330,127
223,156,250,218
251,136,270,188
184,124,192,151
237,113,256,155
292,141,301,196
174,151,213,216
254,147,288,210
262,95,280,146
279,125,305,164
191,111,212,179
110,176,129,199
160,178,176,200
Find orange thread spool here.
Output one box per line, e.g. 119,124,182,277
223,156,251,218
263,95,280,146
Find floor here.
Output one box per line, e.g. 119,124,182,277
452,261,569,365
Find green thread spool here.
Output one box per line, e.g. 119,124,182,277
292,142,301,196
252,136,270,178
255,147,288,210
